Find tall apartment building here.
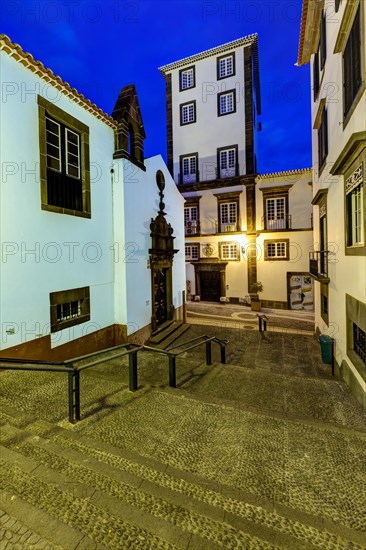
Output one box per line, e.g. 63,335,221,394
297,0,366,409
160,36,314,309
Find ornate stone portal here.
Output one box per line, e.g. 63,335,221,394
149,171,179,331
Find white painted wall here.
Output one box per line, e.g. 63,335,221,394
308,0,366,387
0,53,116,350
168,45,250,183
119,156,185,336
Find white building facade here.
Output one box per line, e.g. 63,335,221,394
0,34,185,361
298,0,366,409
160,36,314,310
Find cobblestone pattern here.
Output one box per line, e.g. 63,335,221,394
41,432,366,550
4,440,276,550
0,459,178,550
0,509,62,550
77,391,366,534
181,364,366,429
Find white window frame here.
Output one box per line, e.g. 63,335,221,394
180,67,194,90
220,242,239,261
219,148,236,178
181,102,195,124
266,197,286,229
46,117,61,172
267,241,287,259
220,202,237,228
219,91,235,115
185,244,199,261
65,128,81,179
346,165,364,246
218,55,234,78
56,299,82,322
182,155,197,183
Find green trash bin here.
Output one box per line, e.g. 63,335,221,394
319,335,333,365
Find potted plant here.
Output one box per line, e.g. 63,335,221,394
250,281,264,311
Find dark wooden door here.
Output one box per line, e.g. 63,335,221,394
154,268,167,326
200,271,221,302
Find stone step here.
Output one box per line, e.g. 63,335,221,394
179,362,366,432
0,427,281,550
1,421,364,550
149,322,190,347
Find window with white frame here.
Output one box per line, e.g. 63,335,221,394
218,90,236,116
185,244,199,261
181,154,197,183
184,205,199,235
265,240,289,260
179,66,195,91
219,147,236,178
220,202,237,231
220,242,239,260
217,54,235,79
180,101,196,125
265,197,286,229
346,163,364,247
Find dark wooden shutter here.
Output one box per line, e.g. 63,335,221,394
320,11,327,70
313,50,320,100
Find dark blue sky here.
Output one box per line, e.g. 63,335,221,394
1,0,312,173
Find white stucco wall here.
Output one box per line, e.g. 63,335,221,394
308,0,366,387
0,53,116,350
168,45,250,184
120,156,185,336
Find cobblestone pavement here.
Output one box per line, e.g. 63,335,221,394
0,323,366,549
187,301,316,334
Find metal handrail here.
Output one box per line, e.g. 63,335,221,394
0,343,142,424
0,336,229,424
142,334,229,388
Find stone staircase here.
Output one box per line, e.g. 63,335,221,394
0,327,366,549
148,321,191,349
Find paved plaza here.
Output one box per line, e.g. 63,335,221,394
0,318,366,549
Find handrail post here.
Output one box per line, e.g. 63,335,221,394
67,366,80,424
168,355,176,388
258,315,262,332
206,340,212,366
264,317,267,332
129,351,138,391
220,344,226,364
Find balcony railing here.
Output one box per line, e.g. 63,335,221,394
309,250,330,283
185,220,200,236
178,171,200,185
262,215,292,230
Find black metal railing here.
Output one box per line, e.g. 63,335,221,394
143,334,229,388
309,250,330,282
0,335,229,424
262,215,292,230
0,343,142,424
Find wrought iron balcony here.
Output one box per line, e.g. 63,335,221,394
178,171,199,185
262,215,292,230
185,220,200,236
309,250,330,283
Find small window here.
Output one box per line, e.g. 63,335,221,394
180,154,198,183
185,244,199,261
343,7,362,118
218,90,236,116
318,107,328,170
220,242,239,261
353,323,366,364
346,163,364,247
217,54,235,79
179,66,195,91
220,202,237,232
180,101,196,125
265,241,288,260
265,197,287,230
50,287,90,333
320,283,329,325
